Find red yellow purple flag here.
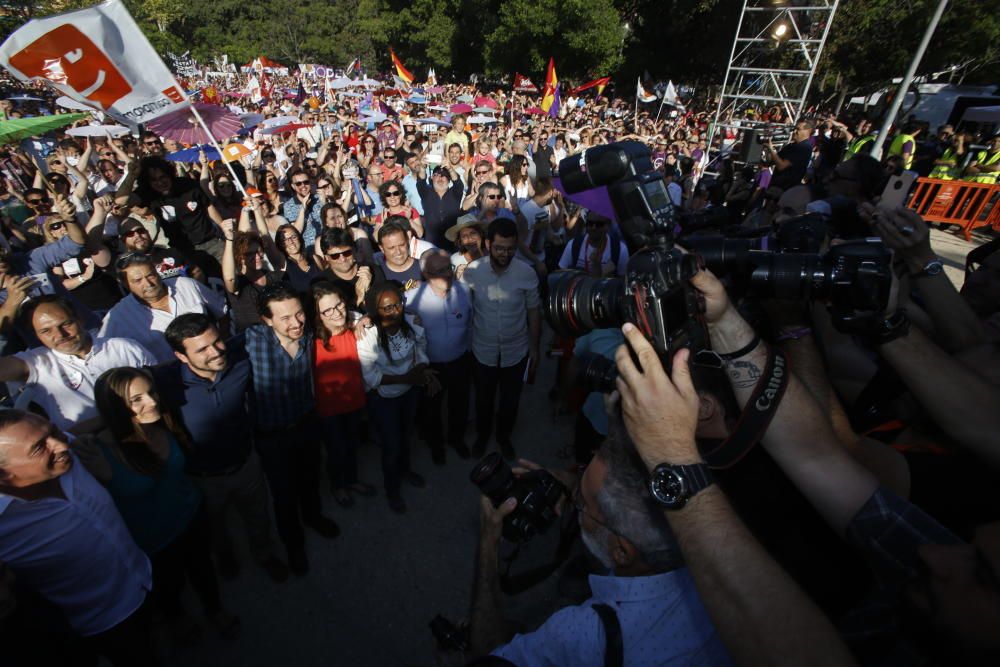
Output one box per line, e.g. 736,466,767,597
389,48,414,86
569,77,610,96
540,58,559,116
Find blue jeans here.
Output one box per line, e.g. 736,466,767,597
367,388,420,497
320,409,364,490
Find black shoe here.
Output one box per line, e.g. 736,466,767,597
471,437,488,458
498,438,516,461
260,556,289,583
452,442,471,459
431,449,446,466
304,516,341,539
288,549,309,576
387,494,407,514
216,550,240,581
401,471,426,488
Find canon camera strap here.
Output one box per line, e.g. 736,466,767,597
696,346,790,469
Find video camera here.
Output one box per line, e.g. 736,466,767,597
546,141,708,360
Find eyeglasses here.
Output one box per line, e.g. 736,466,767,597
143,140,161,146
378,302,403,313
26,198,47,205
46,222,64,232
292,180,311,187
49,160,63,166
243,249,264,258
364,140,376,144
485,194,503,200
317,182,333,188
385,190,402,197
320,302,347,318
476,170,490,176
326,249,353,261
383,155,395,160
572,484,621,537
122,228,148,238
304,163,317,169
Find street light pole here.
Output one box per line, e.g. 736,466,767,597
870,0,949,161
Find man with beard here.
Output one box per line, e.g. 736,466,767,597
117,217,205,283
0,410,156,666
99,254,228,363
467,434,733,665
0,295,154,432
245,285,340,574
158,314,288,582
462,218,540,460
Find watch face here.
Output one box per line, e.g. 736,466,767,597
651,467,689,509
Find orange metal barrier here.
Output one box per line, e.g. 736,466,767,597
908,178,1000,241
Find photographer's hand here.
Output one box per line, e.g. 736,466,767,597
469,495,517,657
690,268,757,353
614,323,701,470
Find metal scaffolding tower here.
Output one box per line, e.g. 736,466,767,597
708,0,840,157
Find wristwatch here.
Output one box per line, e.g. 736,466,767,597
911,258,944,278
874,310,911,346
649,463,715,510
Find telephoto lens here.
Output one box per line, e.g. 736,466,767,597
469,452,517,508
576,353,618,394
545,271,624,338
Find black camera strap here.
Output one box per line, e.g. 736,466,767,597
498,512,581,595
698,346,789,469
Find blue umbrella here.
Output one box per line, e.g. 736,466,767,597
166,144,221,163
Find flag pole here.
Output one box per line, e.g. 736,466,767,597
634,78,640,134
186,102,249,198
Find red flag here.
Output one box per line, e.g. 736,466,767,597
260,70,271,100
513,72,539,93
389,48,413,86
569,77,610,96
201,85,220,105
540,58,558,115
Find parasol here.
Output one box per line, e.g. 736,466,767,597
260,115,298,128
456,94,474,103
262,122,311,135
525,106,546,115
146,103,242,144
473,96,498,109
467,115,498,125
412,117,452,128
450,103,474,114
165,144,221,163
220,143,253,162
66,124,131,138
0,112,90,145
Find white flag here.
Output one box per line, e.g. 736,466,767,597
663,80,684,110
637,78,657,103
0,0,189,126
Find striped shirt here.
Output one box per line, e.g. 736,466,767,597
245,324,315,430
98,277,227,363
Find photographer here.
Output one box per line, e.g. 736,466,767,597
468,441,732,665
765,120,814,192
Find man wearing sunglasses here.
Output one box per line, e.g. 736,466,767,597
557,211,629,277
281,168,323,247
116,218,204,283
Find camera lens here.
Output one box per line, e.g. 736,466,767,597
753,252,824,300
469,453,516,507
577,353,618,394
545,271,624,338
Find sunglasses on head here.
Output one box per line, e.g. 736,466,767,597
326,249,353,260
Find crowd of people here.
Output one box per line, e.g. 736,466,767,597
0,64,998,667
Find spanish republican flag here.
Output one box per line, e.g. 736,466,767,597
540,57,559,116
569,77,610,96
390,48,414,86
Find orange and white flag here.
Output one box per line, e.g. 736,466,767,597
0,0,188,126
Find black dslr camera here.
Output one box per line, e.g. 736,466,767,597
547,142,708,360
470,453,566,543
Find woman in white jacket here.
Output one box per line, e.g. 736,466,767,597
356,282,441,514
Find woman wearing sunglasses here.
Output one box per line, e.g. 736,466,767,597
372,180,424,239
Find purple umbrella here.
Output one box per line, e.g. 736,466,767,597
146,103,242,144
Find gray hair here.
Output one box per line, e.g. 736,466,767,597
0,409,33,467
594,421,685,573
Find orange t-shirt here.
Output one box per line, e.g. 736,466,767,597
314,330,367,417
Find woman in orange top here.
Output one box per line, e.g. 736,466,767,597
311,280,376,507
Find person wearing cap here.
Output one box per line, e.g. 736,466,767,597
557,211,629,277
445,214,487,274
116,217,205,284
405,249,473,464
415,161,465,250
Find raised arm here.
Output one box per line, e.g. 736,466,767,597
614,324,858,667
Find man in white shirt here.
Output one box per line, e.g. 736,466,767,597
557,212,629,277
99,254,228,362
462,218,541,461
0,295,155,432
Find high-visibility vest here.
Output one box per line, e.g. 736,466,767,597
843,134,875,160
887,133,917,170
965,150,1000,185
928,147,958,180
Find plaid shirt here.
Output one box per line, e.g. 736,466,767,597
245,324,315,431
841,486,962,665
282,197,323,247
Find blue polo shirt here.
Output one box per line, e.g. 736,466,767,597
152,336,253,475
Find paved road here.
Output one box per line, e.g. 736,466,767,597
175,346,576,667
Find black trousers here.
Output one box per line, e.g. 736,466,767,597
473,355,528,443
255,416,323,552
422,353,473,451
150,503,222,620
82,596,158,667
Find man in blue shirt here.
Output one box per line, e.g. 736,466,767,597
282,168,323,247
468,431,733,666
404,248,473,463
0,410,156,666
244,285,340,576
158,313,289,582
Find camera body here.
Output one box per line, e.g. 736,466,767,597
470,453,566,543
548,141,708,359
